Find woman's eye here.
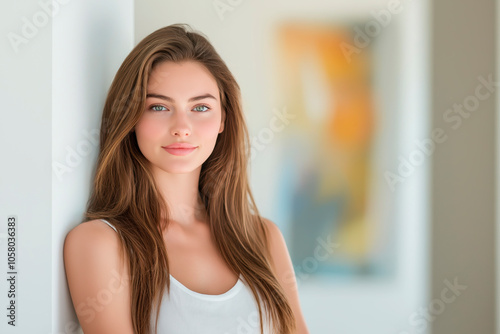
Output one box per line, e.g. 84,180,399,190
148,104,210,112
150,105,167,112
193,105,210,112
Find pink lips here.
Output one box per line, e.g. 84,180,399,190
162,143,198,156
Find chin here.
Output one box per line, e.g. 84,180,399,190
154,161,203,175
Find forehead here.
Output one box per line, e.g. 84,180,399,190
147,60,219,96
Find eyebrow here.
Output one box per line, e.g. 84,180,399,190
146,93,217,102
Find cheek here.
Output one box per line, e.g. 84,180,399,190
198,117,222,138
135,118,165,145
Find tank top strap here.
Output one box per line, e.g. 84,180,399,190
99,219,132,255
100,219,117,233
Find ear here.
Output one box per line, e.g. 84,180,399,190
218,111,225,133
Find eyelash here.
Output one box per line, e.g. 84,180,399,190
149,104,211,113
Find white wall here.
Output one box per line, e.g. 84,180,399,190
134,1,430,333
1,1,53,332
0,1,133,333
52,1,133,333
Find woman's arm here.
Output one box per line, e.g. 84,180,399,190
263,218,311,334
63,220,135,334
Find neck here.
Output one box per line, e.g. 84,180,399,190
151,164,207,227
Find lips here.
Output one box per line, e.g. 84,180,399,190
163,143,197,149
162,143,198,156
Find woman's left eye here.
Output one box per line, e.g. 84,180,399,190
193,104,210,112
150,105,167,112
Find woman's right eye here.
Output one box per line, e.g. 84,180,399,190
150,105,167,112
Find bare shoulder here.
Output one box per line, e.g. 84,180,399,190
260,217,289,277
63,219,134,333
260,217,311,334
261,218,283,250
64,219,124,268
261,217,279,232
68,218,118,235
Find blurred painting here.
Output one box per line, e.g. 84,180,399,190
271,21,395,279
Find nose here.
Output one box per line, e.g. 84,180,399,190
170,112,191,137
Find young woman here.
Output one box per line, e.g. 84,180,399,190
63,23,309,334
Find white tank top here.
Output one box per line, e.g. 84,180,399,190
98,219,272,334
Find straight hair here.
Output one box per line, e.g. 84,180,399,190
84,23,296,334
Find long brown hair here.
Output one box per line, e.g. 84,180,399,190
84,23,296,333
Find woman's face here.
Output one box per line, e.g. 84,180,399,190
134,60,225,174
